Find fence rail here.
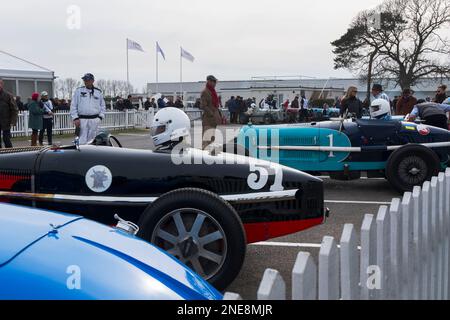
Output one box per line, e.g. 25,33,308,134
225,169,450,300
11,109,205,137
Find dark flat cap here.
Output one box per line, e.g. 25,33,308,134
372,84,383,91
82,73,95,81
207,75,218,82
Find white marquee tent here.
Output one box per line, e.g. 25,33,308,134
0,50,55,100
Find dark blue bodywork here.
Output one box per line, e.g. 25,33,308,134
237,119,450,174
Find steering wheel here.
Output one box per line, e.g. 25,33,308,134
108,135,123,148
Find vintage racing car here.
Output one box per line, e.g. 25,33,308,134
0,141,326,290
235,118,450,192
0,203,221,300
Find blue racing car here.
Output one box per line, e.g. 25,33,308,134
235,117,450,193
0,204,222,300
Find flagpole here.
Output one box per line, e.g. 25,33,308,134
126,38,130,94
180,47,183,101
156,42,159,94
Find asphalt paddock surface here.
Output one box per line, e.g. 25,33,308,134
12,127,400,299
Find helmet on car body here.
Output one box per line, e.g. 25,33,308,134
151,107,191,147
370,99,391,119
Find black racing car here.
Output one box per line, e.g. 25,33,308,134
0,141,326,290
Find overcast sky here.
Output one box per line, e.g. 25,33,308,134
2,0,384,89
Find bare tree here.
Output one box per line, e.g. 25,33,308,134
332,0,450,95
378,0,450,89
331,9,403,101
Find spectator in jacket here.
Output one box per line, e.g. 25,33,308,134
0,79,19,148
435,85,447,104
341,86,363,118
144,97,157,111
408,100,450,130
115,96,125,111
157,96,167,109
288,96,300,123
201,75,222,149
282,99,290,111
124,95,134,110
39,91,54,146
16,96,25,111
299,94,308,122
193,98,201,109
174,98,184,109
396,89,417,116
28,92,47,147
144,97,152,110
226,96,237,124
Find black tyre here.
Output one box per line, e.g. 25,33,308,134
386,144,441,193
137,188,246,291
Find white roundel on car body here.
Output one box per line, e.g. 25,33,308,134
85,165,113,193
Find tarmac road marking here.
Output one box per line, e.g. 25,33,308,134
118,134,149,137
319,176,386,180
251,241,362,250
325,200,392,205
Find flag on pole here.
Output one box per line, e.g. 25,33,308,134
181,47,195,62
127,38,145,52
156,42,166,60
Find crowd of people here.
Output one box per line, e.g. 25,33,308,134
14,96,71,113
1,72,450,150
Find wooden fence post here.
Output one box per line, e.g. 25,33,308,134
23,111,29,136
445,169,450,300
401,192,413,300
319,236,340,300
340,224,359,300
430,177,439,299
360,214,376,300
257,269,286,300
376,206,390,300
223,293,243,300
411,186,422,300
389,198,402,299
438,173,446,299
292,252,317,300
421,181,431,300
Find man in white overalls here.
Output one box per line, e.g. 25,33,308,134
70,73,106,144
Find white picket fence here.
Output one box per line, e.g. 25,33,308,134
225,169,450,300
11,109,205,137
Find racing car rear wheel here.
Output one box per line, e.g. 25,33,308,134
386,144,441,193
137,188,246,291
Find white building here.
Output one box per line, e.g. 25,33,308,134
0,51,55,100
148,77,448,105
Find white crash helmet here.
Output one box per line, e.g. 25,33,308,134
151,107,191,146
370,99,391,119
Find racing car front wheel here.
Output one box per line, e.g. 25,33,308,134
386,144,441,193
137,188,246,291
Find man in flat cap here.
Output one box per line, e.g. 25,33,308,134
371,84,390,103
200,75,222,149
70,73,106,144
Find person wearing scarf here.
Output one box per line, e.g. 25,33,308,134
200,75,222,149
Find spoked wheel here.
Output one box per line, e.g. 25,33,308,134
151,208,227,280
138,188,246,290
397,156,428,186
386,144,440,193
